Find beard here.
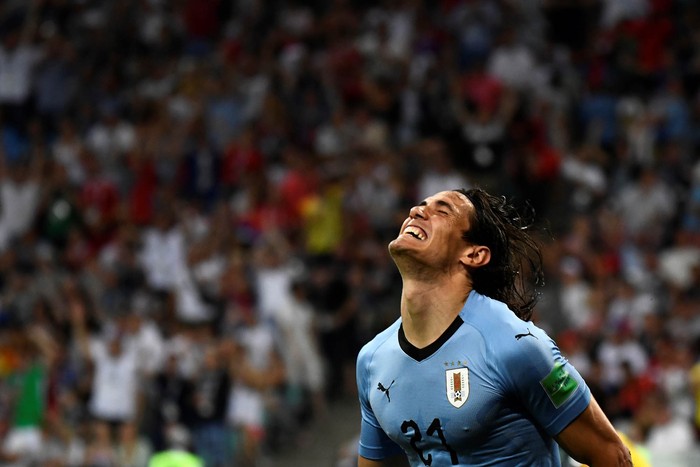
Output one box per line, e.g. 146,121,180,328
388,236,459,283
389,238,434,279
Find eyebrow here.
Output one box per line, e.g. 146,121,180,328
420,199,455,212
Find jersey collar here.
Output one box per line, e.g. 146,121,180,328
398,315,464,362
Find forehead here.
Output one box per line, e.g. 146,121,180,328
423,191,473,213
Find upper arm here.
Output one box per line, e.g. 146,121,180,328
356,341,405,462
502,329,591,436
555,396,632,467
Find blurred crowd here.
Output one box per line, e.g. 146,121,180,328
1,0,700,466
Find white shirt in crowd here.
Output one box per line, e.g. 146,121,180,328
0,44,42,104
0,177,40,250
228,321,278,430
276,293,324,392
88,338,139,421
139,226,187,291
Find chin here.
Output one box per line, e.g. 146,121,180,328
388,238,422,263
387,239,400,257
388,236,409,254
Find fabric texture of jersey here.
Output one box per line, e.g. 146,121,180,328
357,291,591,466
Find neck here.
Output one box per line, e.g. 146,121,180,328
400,274,471,349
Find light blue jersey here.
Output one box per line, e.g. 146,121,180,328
357,291,590,466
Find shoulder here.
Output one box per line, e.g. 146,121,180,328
356,318,401,393
358,318,401,366
462,292,555,365
462,292,531,340
356,318,401,401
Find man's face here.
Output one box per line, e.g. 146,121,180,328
389,191,473,270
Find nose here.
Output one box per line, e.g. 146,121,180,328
409,204,426,219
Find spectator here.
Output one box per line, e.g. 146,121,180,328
227,312,286,465
37,162,82,251
251,232,297,323
150,348,193,453
613,165,677,246
84,420,117,467
658,228,700,296
78,151,120,252
1,326,51,465
221,125,264,196
69,297,141,429
276,279,327,423
306,256,359,401
34,35,79,130
345,150,403,237
50,117,86,187
188,343,231,467
636,390,697,466
597,322,649,391
0,1,42,133
115,421,152,467
300,171,346,256
560,144,608,213
178,116,221,211
415,138,472,203
84,102,136,181
487,26,538,93
0,154,42,252
558,256,598,332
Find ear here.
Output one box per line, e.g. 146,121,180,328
460,244,491,268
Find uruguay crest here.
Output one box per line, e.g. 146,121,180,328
446,367,469,408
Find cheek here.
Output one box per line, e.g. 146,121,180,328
446,233,468,257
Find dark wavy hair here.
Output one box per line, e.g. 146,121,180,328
455,188,544,321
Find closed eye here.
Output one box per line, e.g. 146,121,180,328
435,199,455,215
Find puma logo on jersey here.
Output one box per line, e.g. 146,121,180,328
377,380,395,402
515,328,537,340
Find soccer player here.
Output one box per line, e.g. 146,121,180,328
356,188,631,466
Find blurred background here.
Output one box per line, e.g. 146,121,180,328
1,0,700,466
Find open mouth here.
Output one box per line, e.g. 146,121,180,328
403,225,427,240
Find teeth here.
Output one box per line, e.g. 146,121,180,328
404,226,426,240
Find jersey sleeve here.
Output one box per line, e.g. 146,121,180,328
356,343,404,460
501,327,591,437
